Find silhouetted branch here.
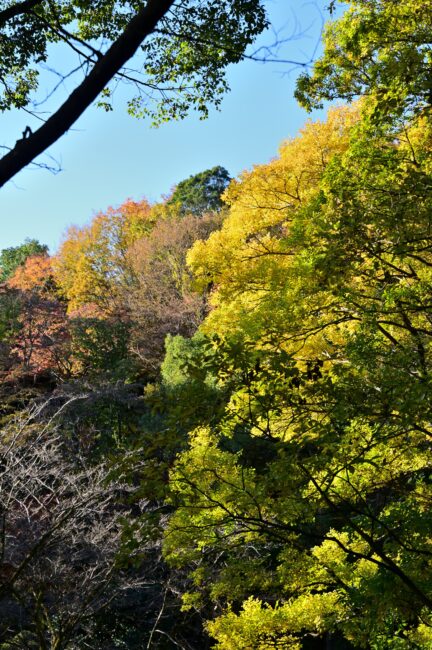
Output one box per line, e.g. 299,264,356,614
0,0,175,188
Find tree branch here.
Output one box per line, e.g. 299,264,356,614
0,0,43,25
0,0,175,188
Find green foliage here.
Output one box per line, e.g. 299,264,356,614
0,1,268,123
145,333,228,447
163,94,432,650
295,0,432,121
0,289,22,342
135,2,268,123
70,316,135,380
162,332,215,388
168,166,231,215
0,238,48,283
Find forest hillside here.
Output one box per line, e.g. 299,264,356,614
1,0,432,648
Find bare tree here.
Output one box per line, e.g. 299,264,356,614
0,404,147,649
127,211,221,373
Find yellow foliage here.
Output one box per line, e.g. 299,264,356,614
207,593,343,649
187,105,360,351
188,104,359,292
407,621,432,647
53,198,153,313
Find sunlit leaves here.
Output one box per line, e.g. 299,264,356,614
0,0,268,122
187,104,360,346
53,198,153,313
165,101,432,646
295,0,432,121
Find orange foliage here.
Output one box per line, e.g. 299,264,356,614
8,293,70,381
8,254,54,293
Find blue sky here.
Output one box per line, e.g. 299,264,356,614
0,0,333,253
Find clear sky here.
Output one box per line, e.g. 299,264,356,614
0,0,332,253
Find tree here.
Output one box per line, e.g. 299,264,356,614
295,0,432,121
53,198,153,314
127,210,222,373
69,316,134,381
0,240,48,283
7,254,55,294
52,183,223,383
0,253,70,382
0,408,147,649
8,290,69,380
187,104,359,340
0,0,268,187
168,166,231,215
0,251,69,385
0,286,23,379
162,101,432,647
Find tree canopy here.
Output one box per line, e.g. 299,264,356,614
2,1,432,647
295,0,432,121
168,166,231,215
157,2,432,646
0,0,268,187
0,238,48,282
165,109,432,648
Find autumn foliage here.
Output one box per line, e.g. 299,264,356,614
8,254,55,293
3,3,432,643
53,198,153,314
0,183,224,389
